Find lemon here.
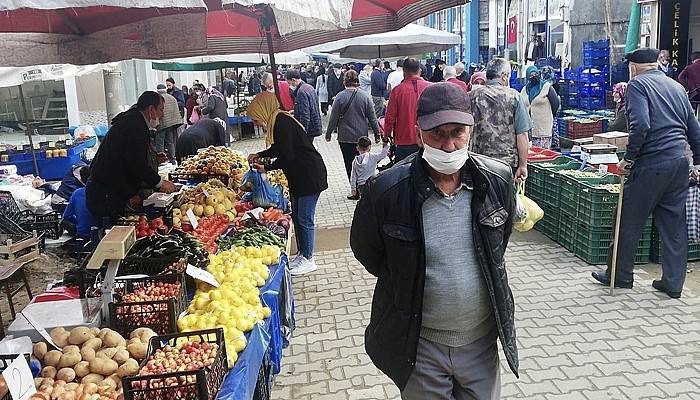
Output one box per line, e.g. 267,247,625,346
262,306,272,318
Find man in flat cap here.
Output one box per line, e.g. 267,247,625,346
351,83,518,398
591,48,700,299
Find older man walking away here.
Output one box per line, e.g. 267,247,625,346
155,84,183,163
370,59,386,118
286,69,322,138
351,82,519,400
591,48,700,299
468,58,531,182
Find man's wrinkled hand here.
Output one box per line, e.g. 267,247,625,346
617,159,632,176
253,163,266,173
247,153,258,164
514,166,528,182
128,195,142,210
160,180,177,194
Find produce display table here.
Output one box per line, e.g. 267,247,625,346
217,258,293,400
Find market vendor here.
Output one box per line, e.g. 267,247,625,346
62,187,97,240
50,163,90,214
175,118,227,163
86,91,177,224
608,82,628,133
246,92,328,276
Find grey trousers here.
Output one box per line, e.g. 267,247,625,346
401,335,501,400
606,156,689,292
155,125,179,163
372,96,385,118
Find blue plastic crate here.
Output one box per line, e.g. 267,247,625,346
579,97,605,110
583,48,609,58
577,84,605,97
575,68,607,84
583,57,610,69
583,39,610,50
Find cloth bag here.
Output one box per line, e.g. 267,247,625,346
514,182,544,232
241,169,289,211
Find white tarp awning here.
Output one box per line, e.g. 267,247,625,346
0,63,117,88
305,24,462,60
224,0,352,35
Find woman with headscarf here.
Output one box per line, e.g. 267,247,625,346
246,92,328,276
520,65,560,149
608,82,628,133
468,71,487,91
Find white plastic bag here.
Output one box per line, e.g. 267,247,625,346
514,182,544,232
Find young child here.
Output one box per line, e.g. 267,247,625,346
348,136,390,200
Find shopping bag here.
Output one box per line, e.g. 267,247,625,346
687,185,700,243
515,186,528,224
241,169,289,211
514,182,544,232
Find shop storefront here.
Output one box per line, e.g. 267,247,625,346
639,0,700,75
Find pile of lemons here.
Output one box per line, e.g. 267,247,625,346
177,245,281,366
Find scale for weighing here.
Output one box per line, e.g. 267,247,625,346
581,143,619,165
7,226,136,342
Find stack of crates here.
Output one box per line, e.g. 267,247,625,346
649,223,700,263
557,79,578,109
577,40,610,110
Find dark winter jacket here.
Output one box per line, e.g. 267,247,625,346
55,162,88,203
327,71,344,103
257,113,328,197
625,69,700,166
176,119,227,163
350,152,519,390
292,81,323,137
201,95,229,134
168,87,186,116
86,108,161,218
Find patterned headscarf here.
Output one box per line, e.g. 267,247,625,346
469,71,487,91
613,82,627,103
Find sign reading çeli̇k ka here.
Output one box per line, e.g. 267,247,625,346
659,0,690,73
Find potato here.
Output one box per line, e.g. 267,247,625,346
126,342,147,360
112,349,129,364
44,350,62,367
33,342,48,360
58,352,81,368
56,368,76,382
95,348,118,360
80,347,96,363
41,366,57,379
30,394,48,400
97,328,112,340
54,332,70,348
105,373,121,388
89,358,118,376
68,327,94,345
90,327,100,336
65,382,79,391
63,345,80,354
98,379,116,390
73,361,90,378
81,338,102,352
130,328,157,344
50,327,66,341
80,374,105,385
102,331,126,348
34,377,44,389
116,359,139,378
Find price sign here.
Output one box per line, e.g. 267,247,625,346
2,355,36,400
32,143,40,150
186,209,198,230
186,264,219,287
598,164,608,174
21,311,61,350
66,139,73,146
48,141,55,148
0,146,6,152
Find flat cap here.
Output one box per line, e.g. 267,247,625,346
417,83,474,130
624,48,660,64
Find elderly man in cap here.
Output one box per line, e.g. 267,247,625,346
591,48,700,298
351,82,518,399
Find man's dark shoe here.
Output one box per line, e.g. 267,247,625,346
347,194,360,200
591,271,633,289
652,280,681,299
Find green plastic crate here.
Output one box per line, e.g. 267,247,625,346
541,162,582,208
557,214,577,252
576,177,623,228
574,226,652,265
535,204,560,240
649,223,700,262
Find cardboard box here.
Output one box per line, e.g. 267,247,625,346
593,131,629,149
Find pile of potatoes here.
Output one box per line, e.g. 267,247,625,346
30,378,122,400
33,326,158,390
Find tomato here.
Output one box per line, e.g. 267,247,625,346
137,229,148,238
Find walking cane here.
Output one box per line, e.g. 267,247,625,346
609,176,625,296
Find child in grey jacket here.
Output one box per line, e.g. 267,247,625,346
348,136,390,200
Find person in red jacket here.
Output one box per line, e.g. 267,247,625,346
262,72,295,112
383,58,432,162
443,66,469,91
679,52,700,112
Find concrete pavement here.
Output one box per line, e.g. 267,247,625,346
232,135,700,399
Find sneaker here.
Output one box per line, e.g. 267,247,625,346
290,256,318,276
288,255,304,270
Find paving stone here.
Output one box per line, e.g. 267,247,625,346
265,133,700,400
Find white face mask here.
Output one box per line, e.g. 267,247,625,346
147,117,160,130
421,134,469,175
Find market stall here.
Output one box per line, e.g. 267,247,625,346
0,143,295,400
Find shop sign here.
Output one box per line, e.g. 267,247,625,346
659,0,690,72
20,69,42,83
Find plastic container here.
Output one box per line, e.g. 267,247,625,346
574,225,652,265
108,272,189,337
583,39,611,50
122,328,229,400
18,210,61,240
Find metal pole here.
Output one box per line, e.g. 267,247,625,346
17,85,39,176
264,27,283,106
103,70,125,126
545,0,550,58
